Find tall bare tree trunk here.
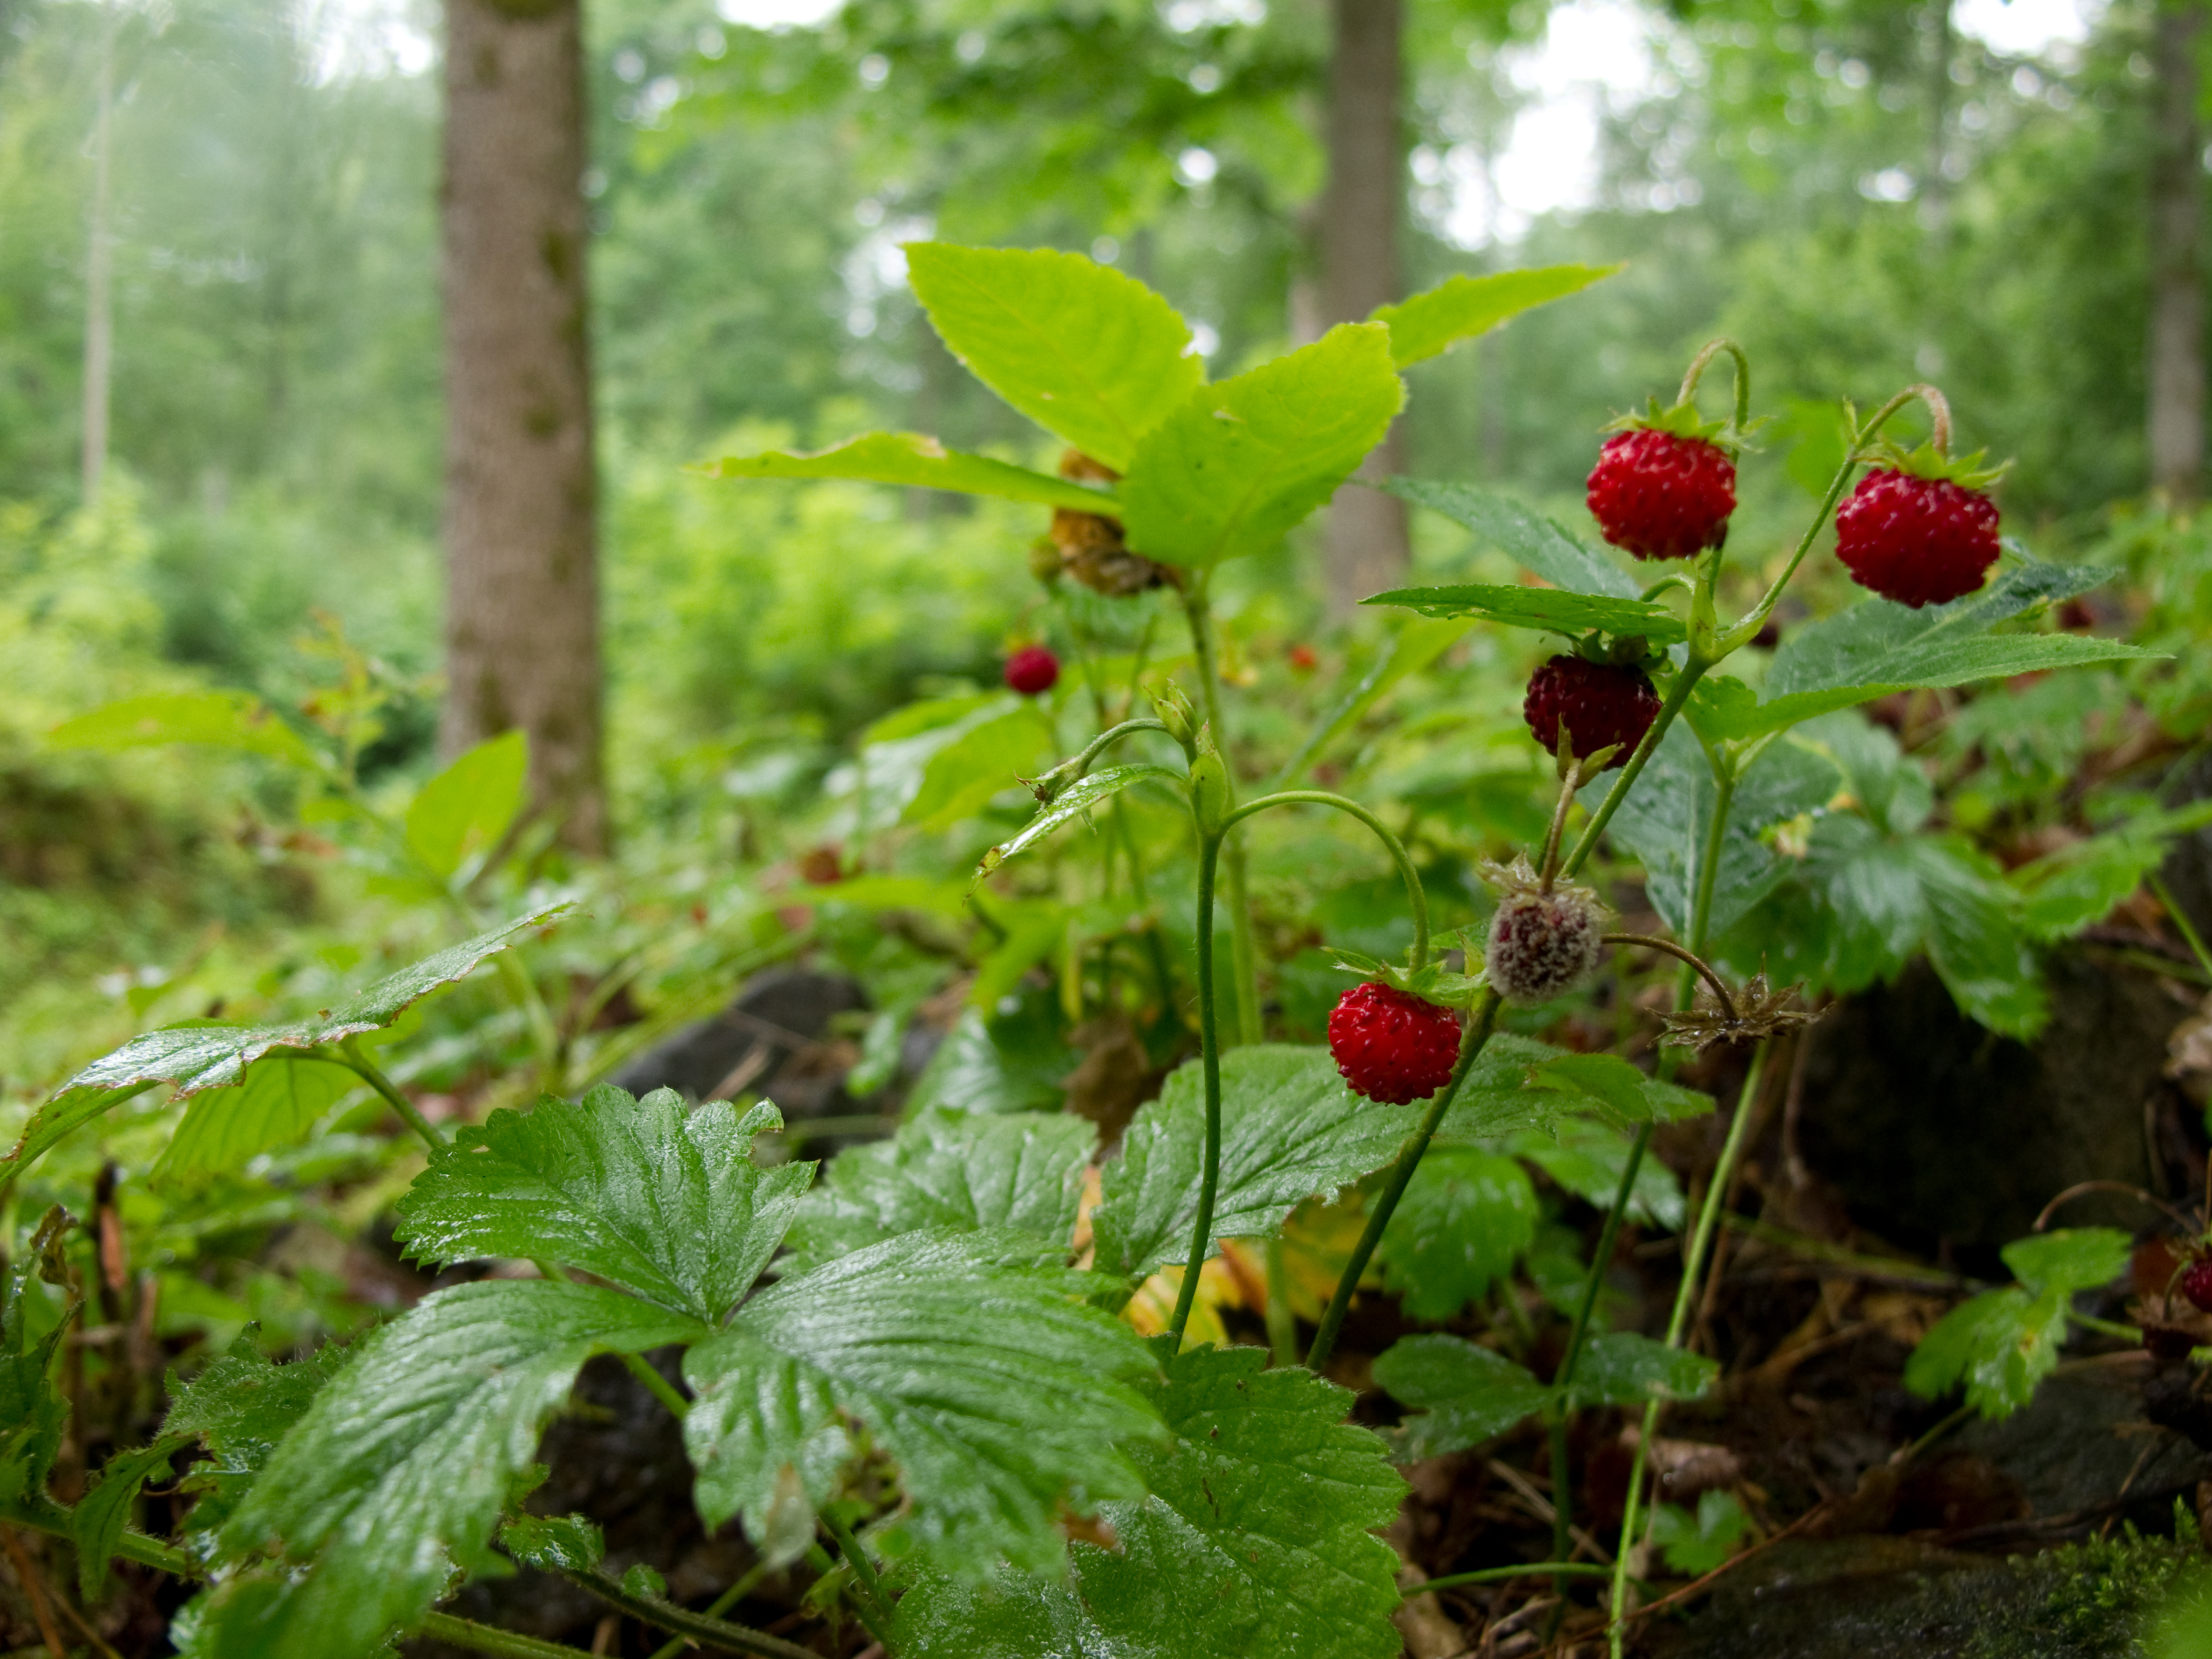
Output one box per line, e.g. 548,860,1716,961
1320,0,1409,618
440,0,607,852
2149,0,2204,504
82,1,116,507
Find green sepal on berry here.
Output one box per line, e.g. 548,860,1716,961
1860,437,2009,491
1321,942,1486,1009
1605,395,1751,455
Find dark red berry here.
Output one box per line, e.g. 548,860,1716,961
2181,1258,2212,1315
1485,889,1606,1005
1004,646,1059,696
1524,656,1661,769
1586,428,1736,561
1328,982,1461,1104
1834,468,2000,609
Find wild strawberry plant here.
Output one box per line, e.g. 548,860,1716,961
0,243,2197,1658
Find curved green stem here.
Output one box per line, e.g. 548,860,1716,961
1560,661,1708,883
1057,718,1173,786
1415,1562,1621,1598
335,1036,443,1151
1677,338,1751,432
558,1563,825,1659
1607,1041,1772,1657
1181,574,1262,1044
1601,935,1736,1022
822,1510,898,1651
1166,831,1227,1345
1221,790,1430,971
1306,991,1502,1372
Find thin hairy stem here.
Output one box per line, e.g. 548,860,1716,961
1677,338,1751,432
2151,872,2212,980
1538,759,1588,891
558,1563,824,1659
337,1037,444,1151
1221,790,1430,970
647,1558,780,1659
822,1511,898,1650
1181,575,1262,1044
1062,718,1174,783
1306,993,1502,1372
1167,833,1227,1344
1601,935,1737,1022
1609,1042,1772,1657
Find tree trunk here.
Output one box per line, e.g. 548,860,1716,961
1319,0,1409,618
2148,0,2204,504
439,0,607,852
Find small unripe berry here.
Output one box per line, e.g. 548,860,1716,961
1004,646,1059,696
1834,468,2000,609
1328,982,1462,1104
1524,655,1661,769
2181,1258,2212,1315
1586,428,1736,561
1486,888,1606,1005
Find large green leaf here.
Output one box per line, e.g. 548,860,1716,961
203,1280,702,1659
163,1332,352,1545
1372,1334,1548,1460
1377,1146,1538,1321
1604,722,1844,942
1503,1118,1686,1229
906,1002,1079,1117
903,704,1059,830
1905,1285,2062,1419
783,1109,1095,1273
1364,581,1686,643
706,431,1115,511
2009,799,2212,941
1525,1053,1714,1125
1371,264,1616,367
1088,1045,1423,1280
1693,563,2159,740
1384,478,1640,598
975,763,1186,880
1432,1031,1573,1143
405,729,528,883
4,903,571,1181
47,689,322,769
1909,837,2048,1037
153,1057,361,1185
394,1086,809,1324
1566,1333,1719,1408
683,1229,1159,1578
905,244,1203,471
1119,324,1404,569
897,1343,1407,1659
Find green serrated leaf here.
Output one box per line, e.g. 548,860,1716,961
501,1512,604,1574
153,1057,361,1186
1384,479,1640,599
5,903,571,1181
164,1329,352,1473
1651,1489,1749,1575
905,705,1057,830
1905,1284,2063,1419
706,431,1116,511
394,1087,809,1324
1567,1333,1718,1408
1120,324,1404,569
1363,581,1686,643
48,689,323,769
1377,1147,1538,1321
75,1435,190,1598
1371,264,1616,367
783,1108,1096,1273
905,1002,1078,1118
1527,1053,1715,1126
1373,1333,1549,1460
905,244,1203,471
2009,800,2212,941
0,1229,72,1515
976,763,1185,880
1603,723,1845,942
1504,1119,1685,1229
405,729,528,883
1700,564,2159,740
683,1228,1159,1578
897,1343,1407,1659
204,1281,702,1659
1433,1032,1574,1143
1908,837,2047,1038
2000,1228,2131,1297
1090,1045,1423,1279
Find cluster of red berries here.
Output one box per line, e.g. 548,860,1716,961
1327,982,1460,1104
1004,646,1059,696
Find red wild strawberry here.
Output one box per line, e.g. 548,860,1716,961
1586,427,1737,561
1004,646,1059,696
1524,655,1661,769
2181,1257,2212,1315
1329,982,1461,1104
1834,467,2000,609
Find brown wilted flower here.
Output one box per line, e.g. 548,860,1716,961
1660,973,1820,1051
1050,451,1179,596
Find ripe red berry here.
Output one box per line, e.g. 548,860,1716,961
1004,646,1059,696
1834,468,2000,608
1486,888,1606,1005
2181,1258,2212,1315
1524,655,1661,769
1586,428,1737,561
1328,982,1461,1104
